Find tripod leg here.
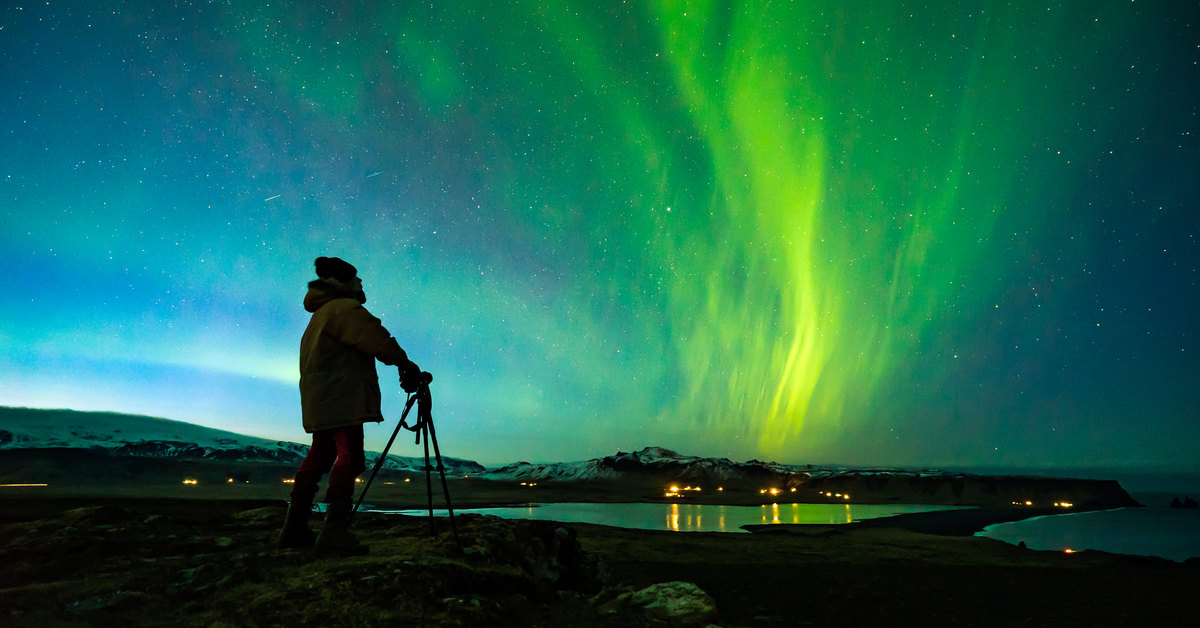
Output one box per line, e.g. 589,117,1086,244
423,422,435,536
351,393,418,522
425,416,461,547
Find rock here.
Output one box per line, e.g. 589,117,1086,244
592,581,720,627
629,581,720,627
65,590,146,613
452,515,609,592
232,506,282,521
1170,497,1183,509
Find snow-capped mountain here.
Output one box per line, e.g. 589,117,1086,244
0,407,485,474
484,446,817,482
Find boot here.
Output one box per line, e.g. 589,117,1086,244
276,496,317,550
314,500,369,556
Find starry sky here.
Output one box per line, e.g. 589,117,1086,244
2,0,1197,470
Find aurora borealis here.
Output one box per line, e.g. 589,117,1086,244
2,1,1197,470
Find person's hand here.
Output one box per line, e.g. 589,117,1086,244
398,361,420,380
400,363,432,393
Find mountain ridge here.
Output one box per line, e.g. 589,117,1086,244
0,406,1142,509
0,406,485,474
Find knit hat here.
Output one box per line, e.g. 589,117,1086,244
314,257,358,282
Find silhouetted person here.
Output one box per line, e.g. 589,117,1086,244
277,257,421,555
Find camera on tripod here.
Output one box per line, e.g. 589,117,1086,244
401,369,433,393
353,368,460,546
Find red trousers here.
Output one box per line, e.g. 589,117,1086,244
290,424,366,503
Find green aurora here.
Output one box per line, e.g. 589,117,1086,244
2,0,1197,469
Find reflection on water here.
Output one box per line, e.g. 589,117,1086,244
377,502,969,533
758,502,853,527
753,502,852,526
978,506,1200,562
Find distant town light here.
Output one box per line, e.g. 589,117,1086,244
1064,549,1075,553
283,479,295,483
183,479,198,485
790,488,797,492
0,483,48,487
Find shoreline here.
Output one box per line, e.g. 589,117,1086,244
3,494,1087,538
743,505,1099,537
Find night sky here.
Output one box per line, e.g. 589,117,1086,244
2,1,1197,470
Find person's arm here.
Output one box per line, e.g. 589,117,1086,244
336,304,418,374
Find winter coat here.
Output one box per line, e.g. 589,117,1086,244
299,280,411,433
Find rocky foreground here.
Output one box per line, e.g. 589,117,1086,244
2,498,1198,628
1,499,715,628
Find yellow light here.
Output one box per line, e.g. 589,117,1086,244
405,479,411,482
1025,501,1032,506
718,487,723,491
790,488,797,492
844,495,850,499
670,486,680,492
355,478,362,483
227,479,233,483
0,483,48,487
1064,549,1075,553
183,479,197,485
760,489,767,494
283,479,294,483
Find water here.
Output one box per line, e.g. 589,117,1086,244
978,506,1200,562
375,501,971,533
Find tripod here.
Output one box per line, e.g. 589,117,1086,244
351,375,460,546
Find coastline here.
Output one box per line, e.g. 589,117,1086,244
743,505,1100,537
